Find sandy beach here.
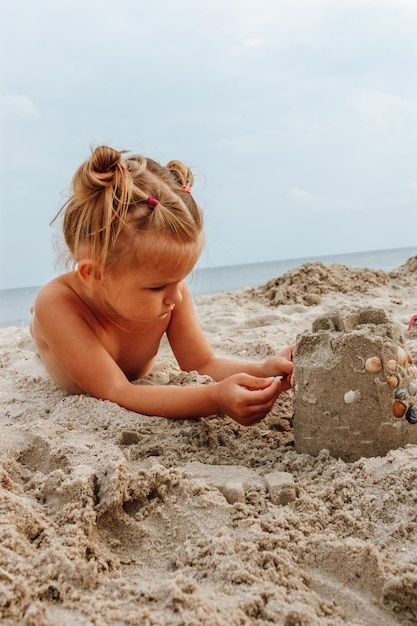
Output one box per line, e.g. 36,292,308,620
1,258,417,626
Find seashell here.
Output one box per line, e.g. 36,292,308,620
392,400,407,418
344,390,359,404
395,388,407,401
397,347,407,366
407,352,414,364
408,381,417,396
387,359,397,372
406,406,417,425
387,375,399,388
365,356,382,373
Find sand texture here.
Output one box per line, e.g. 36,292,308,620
1,258,417,625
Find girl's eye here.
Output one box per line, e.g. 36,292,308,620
149,286,166,292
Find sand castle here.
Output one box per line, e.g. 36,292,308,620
293,307,417,462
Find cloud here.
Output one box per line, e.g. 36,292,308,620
348,89,417,129
241,37,269,49
288,187,356,213
0,94,40,122
404,181,417,193
289,187,314,202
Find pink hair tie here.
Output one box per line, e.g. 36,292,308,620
147,196,159,208
181,185,191,193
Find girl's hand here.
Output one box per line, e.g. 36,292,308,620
213,374,284,426
261,345,295,391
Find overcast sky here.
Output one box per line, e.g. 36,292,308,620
1,0,417,289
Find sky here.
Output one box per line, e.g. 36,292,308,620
1,0,417,290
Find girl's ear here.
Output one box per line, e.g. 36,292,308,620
77,260,102,290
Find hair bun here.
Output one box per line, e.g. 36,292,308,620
165,160,194,189
90,145,123,180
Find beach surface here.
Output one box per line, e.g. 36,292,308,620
1,258,417,625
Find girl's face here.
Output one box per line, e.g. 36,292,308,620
98,235,202,325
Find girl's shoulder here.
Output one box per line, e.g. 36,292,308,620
34,273,89,315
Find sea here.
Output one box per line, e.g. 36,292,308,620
1,246,416,329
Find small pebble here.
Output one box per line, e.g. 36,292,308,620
121,430,140,445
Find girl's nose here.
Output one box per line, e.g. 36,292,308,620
163,283,183,306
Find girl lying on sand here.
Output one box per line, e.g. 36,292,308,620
30,146,293,426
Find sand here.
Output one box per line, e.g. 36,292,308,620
1,258,417,625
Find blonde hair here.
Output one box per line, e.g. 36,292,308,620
53,145,204,274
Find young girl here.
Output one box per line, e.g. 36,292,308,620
30,146,293,426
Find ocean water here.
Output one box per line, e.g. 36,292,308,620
1,246,416,329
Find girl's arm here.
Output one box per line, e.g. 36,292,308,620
167,285,294,387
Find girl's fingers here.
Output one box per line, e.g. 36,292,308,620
238,374,276,391
243,378,282,404
227,375,286,425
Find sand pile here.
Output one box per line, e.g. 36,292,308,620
252,257,417,307
1,258,417,625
